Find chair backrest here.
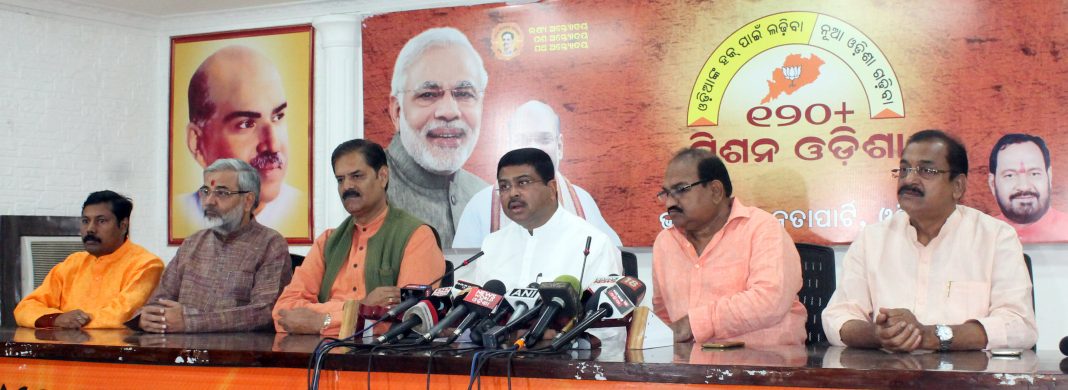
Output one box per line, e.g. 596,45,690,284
621,250,638,279
289,253,305,271
441,260,455,288
795,243,836,345
1023,253,1034,313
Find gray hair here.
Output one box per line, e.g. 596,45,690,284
205,158,261,210
390,27,488,99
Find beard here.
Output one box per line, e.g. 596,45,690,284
398,112,478,175
996,186,1051,224
204,203,247,234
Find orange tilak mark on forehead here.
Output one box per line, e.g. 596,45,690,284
1017,162,1027,172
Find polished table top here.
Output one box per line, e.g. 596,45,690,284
1,327,1065,388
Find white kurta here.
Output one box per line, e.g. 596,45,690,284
452,173,622,248
472,207,626,352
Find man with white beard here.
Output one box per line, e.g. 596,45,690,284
137,159,292,333
385,27,489,249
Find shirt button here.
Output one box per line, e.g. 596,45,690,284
450,195,457,205
693,264,699,269
352,287,358,292
353,264,358,268
358,246,364,251
362,228,367,232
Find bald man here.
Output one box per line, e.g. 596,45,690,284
180,45,299,231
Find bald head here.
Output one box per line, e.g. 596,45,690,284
186,45,290,205
188,45,285,128
508,100,563,168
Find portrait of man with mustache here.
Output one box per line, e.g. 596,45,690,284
178,44,301,234
987,133,1068,243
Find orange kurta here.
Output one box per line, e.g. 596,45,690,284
14,240,164,329
272,207,445,335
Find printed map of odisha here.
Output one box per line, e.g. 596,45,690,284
762,54,825,104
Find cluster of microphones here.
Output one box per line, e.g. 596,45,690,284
366,253,646,352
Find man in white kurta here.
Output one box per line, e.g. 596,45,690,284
470,148,624,349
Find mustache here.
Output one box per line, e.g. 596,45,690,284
249,152,284,170
897,184,924,197
1010,191,1040,201
82,234,100,244
666,206,683,214
508,199,526,208
342,189,361,200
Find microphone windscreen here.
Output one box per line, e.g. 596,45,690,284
483,279,508,295
616,276,647,303
1060,336,1068,356
554,275,580,294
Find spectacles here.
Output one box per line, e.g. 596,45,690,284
891,167,950,180
401,86,482,107
496,178,543,193
656,180,709,202
197,188,251,200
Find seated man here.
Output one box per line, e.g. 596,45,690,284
472,148,622,342
15,191,163,329
822,129,1037,352
652,149,806,346
273,139,445,335
138,159,292,333
453,100,622,248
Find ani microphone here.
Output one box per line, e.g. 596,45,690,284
517,275,581,349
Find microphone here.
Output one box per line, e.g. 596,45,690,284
427,251,484,287
472,285,539,347
549,276,647,351
581,275,623,304
518,275,581,349
381,284,433,319
374,300,438,344
449,280,508,338
421,280,504,342
578,236,592,291
1060,336,1068,356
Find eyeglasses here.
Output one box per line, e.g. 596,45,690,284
656,180,709,202
496,178,543,194
197,187,251,200
401,86,482,107
891,167,950,180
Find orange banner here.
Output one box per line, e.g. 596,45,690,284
362,0,1068,246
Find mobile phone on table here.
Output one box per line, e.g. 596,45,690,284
989,349,1022,357
702,341,744,349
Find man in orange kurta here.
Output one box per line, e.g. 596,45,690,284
14,191,164,329
273,140,444,336
652,149,807,346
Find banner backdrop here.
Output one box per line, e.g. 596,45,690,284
362,0,1068,247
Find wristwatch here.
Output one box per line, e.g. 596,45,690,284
935,324,953,351
320,313,333,334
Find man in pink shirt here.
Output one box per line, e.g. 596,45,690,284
987,133,1068,243
823,129,1037,352
652,148,806,346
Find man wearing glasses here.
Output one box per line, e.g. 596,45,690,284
472,148,622,343
137,158,292,333
385,27,490,249
823,130,1036,352
651,148,806,346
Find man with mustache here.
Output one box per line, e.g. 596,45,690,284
15,191,163,329
453,100,622,248
823,130,1037,352
385,27,490,249
988,133,1068,243
471,148,622,344
179,45,301,233
273,139,445,335
651,148,806,346
137,159,292,333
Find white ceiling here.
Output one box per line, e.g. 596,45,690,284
64,0,321,17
